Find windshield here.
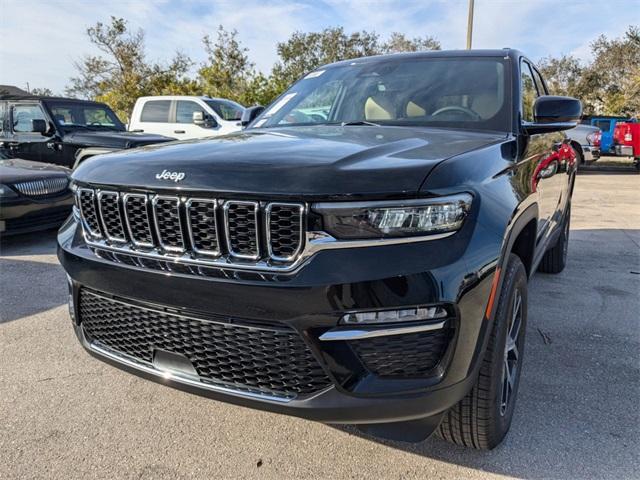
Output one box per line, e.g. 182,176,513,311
204,99,245,121
255,57,510,132
47,101,125,131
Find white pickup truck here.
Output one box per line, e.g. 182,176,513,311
128,96,245,140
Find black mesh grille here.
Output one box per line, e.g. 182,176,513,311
187,200,219,254
154,197,184,251
79,289,332,398
79,189,101,235
124,195,153,246
98,192,126,241
226,202,258,257
268,204,303,259
349,328,452,378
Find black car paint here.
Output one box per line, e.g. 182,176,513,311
58,50,577,428
0,96,174,168
1,156,73,235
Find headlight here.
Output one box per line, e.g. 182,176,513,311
312,193,472,239
0,184,18,199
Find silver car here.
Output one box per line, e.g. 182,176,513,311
565,124,601,163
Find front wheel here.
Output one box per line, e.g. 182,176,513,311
437,254,528,449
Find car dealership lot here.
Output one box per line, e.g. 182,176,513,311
1,172,638,480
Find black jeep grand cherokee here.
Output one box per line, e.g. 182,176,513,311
58,50,581,449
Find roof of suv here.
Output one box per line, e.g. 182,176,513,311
326,48,523,68
0,95,108,105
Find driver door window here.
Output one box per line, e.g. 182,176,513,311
521,62,538,123
12,104,46,133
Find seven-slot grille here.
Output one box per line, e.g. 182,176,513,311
79,289,332,398
12,177,68,197
76,187,305,265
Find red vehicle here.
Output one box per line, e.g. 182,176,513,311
613,122,640,170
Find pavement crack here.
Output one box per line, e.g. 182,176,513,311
537,328,553,345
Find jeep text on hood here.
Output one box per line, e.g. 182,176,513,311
59,49,581,450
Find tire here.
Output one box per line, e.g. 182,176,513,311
538,206,570,274
437,254,528,450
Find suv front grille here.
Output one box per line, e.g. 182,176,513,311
12,177,69,197
79,289,332,399
76,186,306,267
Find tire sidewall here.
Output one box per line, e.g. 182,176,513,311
488,256,528,440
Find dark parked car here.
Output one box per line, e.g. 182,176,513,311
0,148,73,235
0,96,174,169
58,49,581,449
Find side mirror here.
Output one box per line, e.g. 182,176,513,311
241,106,265,127
32,119,49,136
523,96,582,135
192,111,205,125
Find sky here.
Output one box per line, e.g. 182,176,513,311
1,0,638,94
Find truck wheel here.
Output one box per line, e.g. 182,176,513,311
538,206,570,274
437,254,528,450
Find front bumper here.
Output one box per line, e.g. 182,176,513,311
58,212,499,425
1,195,73,235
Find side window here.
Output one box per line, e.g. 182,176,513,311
278,80,342,125
12,104,46,133
595,120,610,132
531,67,547,96
140,100,171,123
0,103,5,133
176,101,205,124
520,62,538,123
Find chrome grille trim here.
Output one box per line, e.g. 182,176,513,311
97,190,127,243
224,200,260,260
12,177,68,197
122,193,154,248
186,198,221,257
77,188,102,238
151,195,185,254
266,202,306,262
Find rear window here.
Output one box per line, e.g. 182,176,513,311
594,120,611,132
140,100,171,123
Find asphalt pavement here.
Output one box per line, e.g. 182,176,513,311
1,170,638,480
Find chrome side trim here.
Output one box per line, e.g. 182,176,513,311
223,200,260,260
318,320,447,341
185,198,220,257
122,193,154,248
97,190,127,243
265,202,306,262
152,195,185,254
86,337,293,404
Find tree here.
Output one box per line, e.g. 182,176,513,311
382,32,441,53
537,54,584,98
29,87,54,96
67,17,195,120
197,26,256,104
269,27,441,95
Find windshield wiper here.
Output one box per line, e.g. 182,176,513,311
340,120,381,127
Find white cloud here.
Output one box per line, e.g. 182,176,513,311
0,0,636,94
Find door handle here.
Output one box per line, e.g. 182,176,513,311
131,129,144,133
174,130,185,134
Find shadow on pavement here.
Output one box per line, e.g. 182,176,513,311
0,230,66,324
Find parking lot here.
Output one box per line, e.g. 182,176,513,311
1,169,638,480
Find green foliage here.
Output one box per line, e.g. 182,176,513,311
68,19,638,119
29,87,54,96
539,25,639,117
66,17,194,121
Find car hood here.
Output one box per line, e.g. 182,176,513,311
63,130,175,148
0,157,70,183
73,126,505,198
